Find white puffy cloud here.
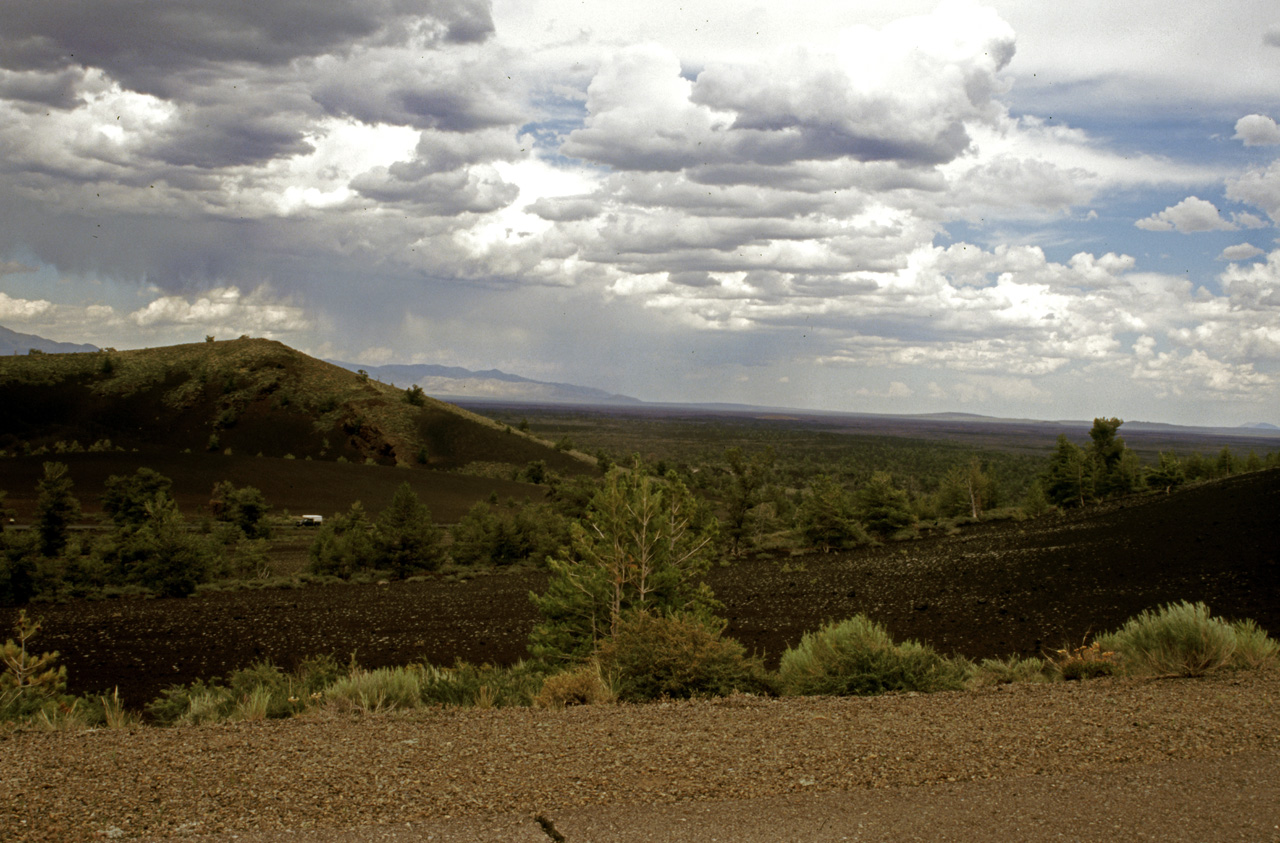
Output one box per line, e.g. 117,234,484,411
0,292,53,321
1134,197,1236,233
1218,243,1265,261
1131,338,1272,399
129,287,312,337
1227,160,1280,224
1234,114,1280,146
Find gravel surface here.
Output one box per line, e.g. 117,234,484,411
2,668,1278,842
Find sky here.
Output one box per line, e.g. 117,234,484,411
1,1,1279,427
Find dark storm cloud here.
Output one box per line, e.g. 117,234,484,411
150,97,319,169
311,64,520,131
0,67,84,109
0,1,495,96
351,165,518,214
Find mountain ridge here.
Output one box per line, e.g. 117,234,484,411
0,325,98,356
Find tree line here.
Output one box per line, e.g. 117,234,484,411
1,418,1275,605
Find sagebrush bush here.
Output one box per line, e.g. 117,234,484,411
968,655,1051,687
778,615,969,697
596,611,772,702
1229,618,1280,669
535,661,615,708
1098,601,1277,677
325,666,423,713
419,661,544,708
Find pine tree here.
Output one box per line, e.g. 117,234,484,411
854,472,917,538
722,447,774,557
1043,434,1092,507
0,610,66,717
34,461,81,557
795,475,867,552
529,465,719,665
374,483,445,577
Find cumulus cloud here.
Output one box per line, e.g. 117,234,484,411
1234,114,1280,146
563,1,1015,177
1131,339,1272,398
1218,243,1265,261
1134,197,1236,232
0,0,494,95
0,292,53,321
1227,160,1280,224
129,287,312,337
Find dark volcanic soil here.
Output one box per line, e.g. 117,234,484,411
3,470,1277,708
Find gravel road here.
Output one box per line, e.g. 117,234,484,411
2,668,1277,842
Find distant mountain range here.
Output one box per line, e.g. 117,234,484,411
0,325,98,355
1,325,1274,431
329,361,643,406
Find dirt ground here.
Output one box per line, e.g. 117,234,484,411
3,669,1278,842
2,469,1276,707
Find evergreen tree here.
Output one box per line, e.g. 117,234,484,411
373,483,446,577
794,475,867,552
721,447,774,557
101,468,173,529
937,458,998,518
529,465,719,665
307,502,376,578
96,494,213,597
854,472,917,538
1042,434,1092,508
1088,418,1141,497
209,481,272,539
34,462,80,557
1147,452,1186,492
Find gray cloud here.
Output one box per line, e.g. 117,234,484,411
0,67,85,109
0,0,494,95
150,95,319,169
310,49,521,131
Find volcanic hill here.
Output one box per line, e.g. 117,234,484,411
0,337,591,474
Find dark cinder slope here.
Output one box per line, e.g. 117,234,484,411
9,470,1276,706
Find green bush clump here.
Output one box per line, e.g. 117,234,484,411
1098,601,1278,677
595,611,772,702
777,615,969,697
419,661,545,708
325,666,424,714
535,661,615,708
968,654,1051,687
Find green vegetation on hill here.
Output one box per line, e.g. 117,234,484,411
0,337,592,473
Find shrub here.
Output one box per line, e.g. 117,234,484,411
1098,601,1275,677
419,661,544,708
325,666,423,714
778,615,969,697
1046,641,1118,681
535,662,615,708
1229,618,1280,669
968,655,1051,687
596,611,771,702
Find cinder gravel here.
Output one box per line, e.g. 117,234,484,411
2,668,1277,842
